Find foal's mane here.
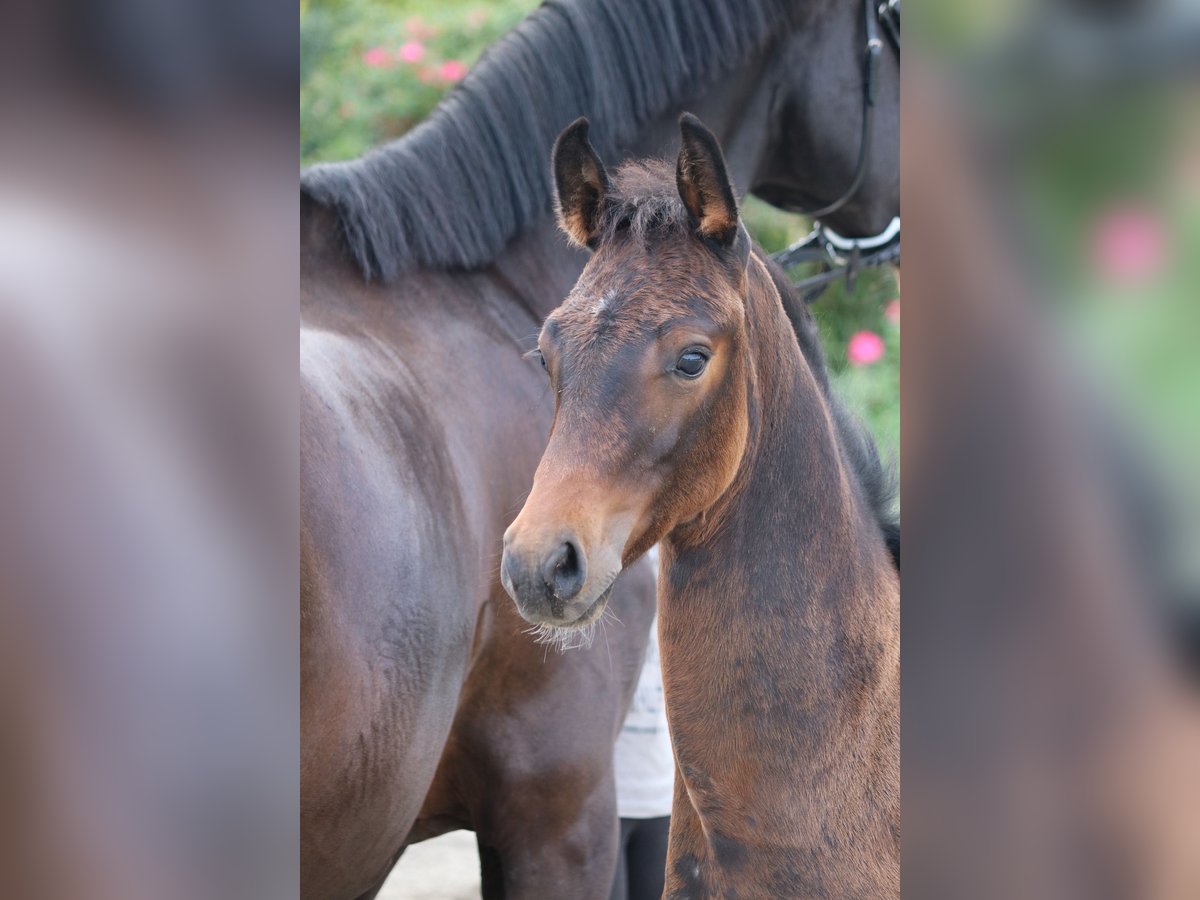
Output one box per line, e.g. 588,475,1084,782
300,0,806,281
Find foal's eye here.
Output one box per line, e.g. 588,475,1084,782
674,349,709,378
527,348,548,372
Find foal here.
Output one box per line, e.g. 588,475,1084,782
502,116,900,897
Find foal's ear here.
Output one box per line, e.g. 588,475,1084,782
552,117,610,249
676,113,739,246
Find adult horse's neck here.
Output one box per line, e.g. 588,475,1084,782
658,251,899,890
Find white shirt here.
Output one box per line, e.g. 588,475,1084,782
613,614,675,819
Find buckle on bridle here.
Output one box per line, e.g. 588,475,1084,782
771,218,900,304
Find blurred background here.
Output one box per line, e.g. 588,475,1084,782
0,2,299,898
903,1,1200,897
915,0,1199,570
300,0,901,470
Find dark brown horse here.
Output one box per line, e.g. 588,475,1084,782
503,115,900,897
300,1,899,897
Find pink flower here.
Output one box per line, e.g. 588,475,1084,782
847,331,885,367
361,46,392,68
406,17,437,40
397,41,425,64
439,60,468,82
1091,205,1167,283
884,299,900,325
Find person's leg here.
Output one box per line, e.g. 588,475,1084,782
624,816,670,900
608,818,636,900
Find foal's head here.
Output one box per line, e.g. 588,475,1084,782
502,114,760,629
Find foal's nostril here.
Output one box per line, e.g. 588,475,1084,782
543,539,586,601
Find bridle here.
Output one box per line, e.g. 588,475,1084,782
771,0,900,301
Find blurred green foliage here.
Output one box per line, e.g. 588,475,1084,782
301,0,900,470
301,0,535,163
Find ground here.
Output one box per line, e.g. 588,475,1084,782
380,831,482,900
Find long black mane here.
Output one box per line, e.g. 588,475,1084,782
301,0,805,280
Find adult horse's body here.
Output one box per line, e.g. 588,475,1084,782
503,116,899,896
300,1,898,897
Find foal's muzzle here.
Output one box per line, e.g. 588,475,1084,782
501,531,593,625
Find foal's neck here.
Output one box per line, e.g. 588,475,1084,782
667,254,886,592
659,251,898,808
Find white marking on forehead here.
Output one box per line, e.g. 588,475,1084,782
591,289,618,317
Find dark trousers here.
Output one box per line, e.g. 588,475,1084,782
609,816,670,900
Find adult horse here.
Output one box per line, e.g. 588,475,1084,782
300,1,899,897
503,115,900,897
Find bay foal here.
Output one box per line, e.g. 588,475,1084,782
502,116,900,897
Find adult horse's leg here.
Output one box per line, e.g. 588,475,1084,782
476,839,505,899
423,561,656,899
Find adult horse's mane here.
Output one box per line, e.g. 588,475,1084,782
300,0,808,280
